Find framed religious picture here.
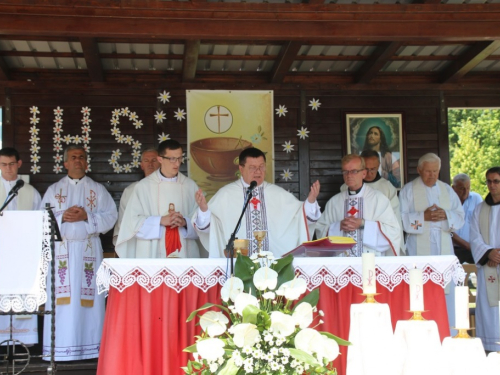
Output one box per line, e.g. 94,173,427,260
346,113,404,189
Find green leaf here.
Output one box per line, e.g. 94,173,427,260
186,303,229,322
183,343,198,353
180,366,189,374
234,254,255,282
288,348,320,367
218,358,240,375
192,362,202,370
293,288,320,310
319,331,352,346
241,304,260,324
273,254,295,287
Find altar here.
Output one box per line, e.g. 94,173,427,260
95,256,464,375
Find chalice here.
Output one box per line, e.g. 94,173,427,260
253,230,267,254
233,239,249,257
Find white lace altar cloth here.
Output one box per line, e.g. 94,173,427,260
0,211,51,312
97,255,464,295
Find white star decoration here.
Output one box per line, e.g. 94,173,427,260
29,106,41,173
297,127,310,140
174,108,186,121
308,98,321,111
275,105,288,117
155,111,166,124
158,90,171,104
158,132,171,142
282,141,294,153
280,169,293,181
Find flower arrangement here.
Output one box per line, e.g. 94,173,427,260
183,252,349,375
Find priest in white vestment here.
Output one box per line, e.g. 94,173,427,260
193,147,321,258
0,147,41,346
470,166,500,352
116,140,200,258
112,149,159,245
318,154,400,256
41,145,117,361
340,150,404,255
399,153,464,256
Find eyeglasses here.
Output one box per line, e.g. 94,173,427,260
341,169,364,176
366,167,378,173
159,156,184,164
246,165,266,173
0,162,17,167
486,179,500,185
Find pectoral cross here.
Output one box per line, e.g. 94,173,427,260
250,197,261,210
55,188,67,209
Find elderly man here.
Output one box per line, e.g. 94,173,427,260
451,173,483,264
341,150,404,255
470,166,500,352
41,145,117,361
112,148,160,245
116,140,200,258
0,147,41,347
317,154,400,256
399,153,464,256
193,147,321,258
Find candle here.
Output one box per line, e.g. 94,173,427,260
362,252,376,294
409,268,424,312
454,286,470,329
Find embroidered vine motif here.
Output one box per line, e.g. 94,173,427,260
84,263,94,287
58,260,68,285
86,190,96,211
55,188,67,209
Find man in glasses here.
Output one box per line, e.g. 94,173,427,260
193,147,321,258
0,147,41,348
116,140,200,258
316,154,400,256
112,148,160,245
399,153,464,256
470,166,500,353
339,150,404,255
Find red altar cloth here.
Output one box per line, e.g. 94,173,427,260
96,268,451,375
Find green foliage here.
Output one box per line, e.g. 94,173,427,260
448,109,500,197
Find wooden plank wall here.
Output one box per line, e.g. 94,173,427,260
4,87,498,252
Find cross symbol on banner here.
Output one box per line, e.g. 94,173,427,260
347,206,359,217
488,276,496,283
250,197,261,210
209,105,229,133
86,190,97,212
55,188,67,209
411,220,422,230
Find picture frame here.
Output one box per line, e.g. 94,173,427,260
346,113,404,189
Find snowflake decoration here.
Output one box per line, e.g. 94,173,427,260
174,108,186,121
112,149,122,159
54,106,63,116
282,141,294,153
81,125,91,133
131,160,140,168
275,105,288,117
121,107,130,116
54,117,63,126
297,127,310,140
111,127,121,137
53,154,63,163
111,117,120,126
29,126,40,135
133,120,143,129
62,135,73,144
117,134,125,144
280,169,293,181
30,117,40,125
30,106,40,115
53,165,63,173
158,132,170,142
129,112,138,121
28,106,41,173
82,117,92,125
158,90,171,104
113,164,123,173
132,149,141,158
30,165,41,174
112,109,121,117
53,144,63,152
155,111,166,124
30,154,40,163
53,124,63,133
308,98,321,111
73,135,82,144
132,141,142,150
30,144,40,153
81,107,91,116
123,164,132,173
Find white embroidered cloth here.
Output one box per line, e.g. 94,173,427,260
97,255,464,295
0,211,51,312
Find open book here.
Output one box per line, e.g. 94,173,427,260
283,236,356,257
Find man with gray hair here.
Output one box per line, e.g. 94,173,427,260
399,153,464,256
452,173,483,263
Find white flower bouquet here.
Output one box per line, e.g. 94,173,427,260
183,252,350,375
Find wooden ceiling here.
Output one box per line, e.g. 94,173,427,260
1,0,500,90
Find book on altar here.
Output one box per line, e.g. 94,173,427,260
283,236,356,257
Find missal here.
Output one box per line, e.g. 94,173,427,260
283,236,356,257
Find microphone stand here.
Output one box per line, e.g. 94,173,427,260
0,192,19,215
225,188,254,275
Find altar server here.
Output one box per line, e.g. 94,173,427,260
116,140,200,258
317,153,400,256
470,166,500,352
0,147,41,346
193,147,321,258
41,145,117,361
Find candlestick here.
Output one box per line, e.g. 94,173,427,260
409,268,424,312
455,286,470,330
362,252,376,295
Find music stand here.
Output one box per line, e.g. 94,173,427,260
283,236,357,257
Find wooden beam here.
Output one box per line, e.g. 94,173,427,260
79,37,104,82
0,57,10,80
270,41,302,83
440,40,500,83
182,39,200,82
354,42,402,84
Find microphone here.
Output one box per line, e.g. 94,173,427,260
8,180,24,196
247,180,257,192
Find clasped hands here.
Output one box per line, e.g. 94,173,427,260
487,248,500,268
340,217,363,232
62,205,88,223
424,204,447,222
161,211,186,228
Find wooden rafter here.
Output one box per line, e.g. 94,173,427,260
0,57,10,80
182,40,200,82
79,37,103,82
354,42,402,84
440,40,500,83
270,42,302,83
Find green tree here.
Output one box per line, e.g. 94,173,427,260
449,109,500,197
